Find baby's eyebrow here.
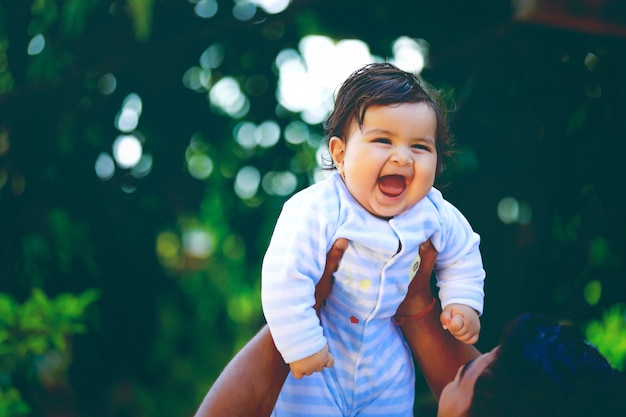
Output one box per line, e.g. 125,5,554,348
363,128,393,135
414,137,436,146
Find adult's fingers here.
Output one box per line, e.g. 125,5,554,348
406,240,437,298
314,238,349,311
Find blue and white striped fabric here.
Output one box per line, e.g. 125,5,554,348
262,172,485,416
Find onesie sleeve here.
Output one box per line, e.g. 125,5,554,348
432,199,486,315
261,190,331,364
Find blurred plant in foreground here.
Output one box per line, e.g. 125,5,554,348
0,289,99,417
585,303,626,372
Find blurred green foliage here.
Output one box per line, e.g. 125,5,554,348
0,289,99,416
0,387,29,417
0,1,625,416
585,303,626,371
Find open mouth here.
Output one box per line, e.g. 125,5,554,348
378,175,408,198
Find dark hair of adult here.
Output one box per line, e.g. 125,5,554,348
469,313,626,417
322,62,454,180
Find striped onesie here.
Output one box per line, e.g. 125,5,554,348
261,172,485,416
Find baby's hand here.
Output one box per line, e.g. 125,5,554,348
289,344,334,379
440,303,480,345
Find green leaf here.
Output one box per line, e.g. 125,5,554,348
583,280,601,306
585,304,626,371
0,387,31,417
59,0,99,39
0,294,16,327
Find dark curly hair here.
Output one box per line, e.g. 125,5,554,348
322,62,454,180
469,313,626,417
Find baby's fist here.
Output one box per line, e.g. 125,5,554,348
440,303,480,345
289,344,334,379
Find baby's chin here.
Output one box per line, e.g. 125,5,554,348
367,203,405,219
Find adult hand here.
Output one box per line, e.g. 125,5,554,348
314,238,437,316
396,240,438,317
193,238,474,415
396,240,480,399
314,238,349,311
194,238,350,417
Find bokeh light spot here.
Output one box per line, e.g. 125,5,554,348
27,34,45,55
115,108,139,132
187,154,214,180
200,44,224,69
251,0,291,14
183,66,212,92
583,280,602,306
284,121,309,145
113,135,143,168
234,121,257,149
497,196,519,224
275,36,373,124
497,197,533,225
517,200,533,225
95,152,115,180
115,93,142,133
209,77,249,117
584,52,598,72
182,228,215,258
234,165,260,199
227,292,257,323
262,171,297,196
156,230,182,268
194,0,218,18
233,2,257,21
391,37,428,74
98,73,117,95
255,120,280,148
131,154,153,178
120,183,137,194
123,93,143,115
274,35,426,125
188,133,209,153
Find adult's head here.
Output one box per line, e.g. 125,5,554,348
438,313,626,417
323,62,453,180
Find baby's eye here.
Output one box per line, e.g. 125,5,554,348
373,138,391,144
411,143,431,151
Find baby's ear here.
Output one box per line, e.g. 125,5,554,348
329,136,345,169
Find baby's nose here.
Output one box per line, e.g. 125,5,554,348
390,147,412,165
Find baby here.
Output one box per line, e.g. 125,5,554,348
262,62,485,416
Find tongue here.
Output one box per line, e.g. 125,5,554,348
378,175,406,197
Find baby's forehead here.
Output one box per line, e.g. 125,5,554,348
355,102,437,128
359,101,436,119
